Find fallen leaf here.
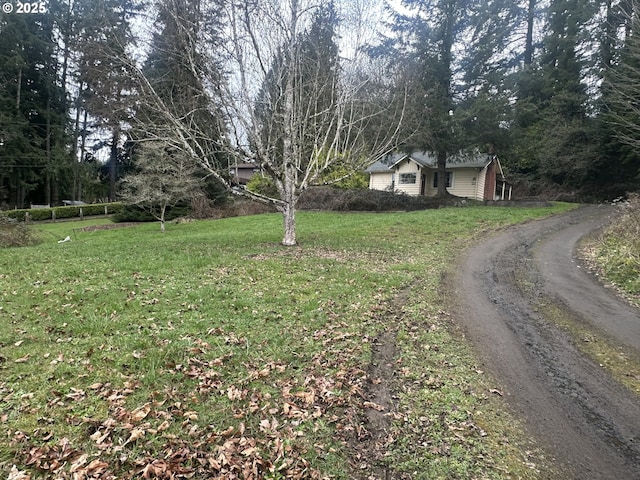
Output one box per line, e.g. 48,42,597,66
363,401,385,411
85,459,109,475
7,465,30,480
241,446,257,456
227,386,244,401
14,354,30,363
157,420,170,432
294,389,316,406
123,427,145,446
130,403,151,422
69,453,88,472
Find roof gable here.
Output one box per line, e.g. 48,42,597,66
367,151,494,173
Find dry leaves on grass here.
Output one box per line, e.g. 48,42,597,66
7,320,375,479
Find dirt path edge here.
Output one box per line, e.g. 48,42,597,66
452,204,640,480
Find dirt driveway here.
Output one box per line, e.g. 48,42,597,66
455,204,640,480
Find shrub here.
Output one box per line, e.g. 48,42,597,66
190,195,218,219
317,164,370,190
209,198,277,219
298,186,458,212
596,194,640,296
0,215,41,247
2,203,124,222
246,175,279,198
112,204,191,223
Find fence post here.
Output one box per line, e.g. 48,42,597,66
80,207,83,220
52,210,56,223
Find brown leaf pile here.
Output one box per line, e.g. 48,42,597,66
7,322,374,479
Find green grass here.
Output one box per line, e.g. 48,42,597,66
585,196,640,305
0,205,573,479
569,195,640,396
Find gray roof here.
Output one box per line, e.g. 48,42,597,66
366,151,494,172
366,159,394,173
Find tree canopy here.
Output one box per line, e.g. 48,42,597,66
1,0,640,215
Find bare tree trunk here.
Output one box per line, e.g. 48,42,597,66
281,199,296,246
436,150,448,196
16,68,22,110
524,0,536,65
79,109,88,201
280,0,299,246
280,159,298,246
109,129,119,202
46,98,52,205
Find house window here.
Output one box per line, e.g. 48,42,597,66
400,173,417,184
433,171,452,188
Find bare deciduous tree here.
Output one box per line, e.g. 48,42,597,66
120,141,203,232
605,4,640,151
124,0,405,245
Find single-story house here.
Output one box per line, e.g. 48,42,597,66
366,151,512,201
229,162,261,185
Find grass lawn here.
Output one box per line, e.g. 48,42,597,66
1,205,572,479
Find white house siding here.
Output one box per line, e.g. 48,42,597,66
369,172,393,191
395,160,422,196
424,172,437,196
368,157,500,201
449,168,480,200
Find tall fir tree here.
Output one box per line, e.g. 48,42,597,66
74,0,140,201
511,0,602,191
600,1,640,192
387,0,521,195
135,0,227,190
0,12,70,208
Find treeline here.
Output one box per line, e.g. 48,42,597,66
1,0,639,211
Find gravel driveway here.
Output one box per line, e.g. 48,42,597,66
455,204,640,480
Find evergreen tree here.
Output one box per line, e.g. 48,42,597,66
0,12,70,208
388,0,520,195
132,0,227,201
509,0,603,192
600,1,640,192
74,0,141,201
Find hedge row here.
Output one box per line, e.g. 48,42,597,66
1,203,124,222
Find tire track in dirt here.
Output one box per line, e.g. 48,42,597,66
353,287,415,479
455,204,640,480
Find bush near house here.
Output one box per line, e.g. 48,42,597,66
298,186,471,211
246,175,279,199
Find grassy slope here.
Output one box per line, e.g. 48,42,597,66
576,197,640,396
585,197,640,306
1,205,572,479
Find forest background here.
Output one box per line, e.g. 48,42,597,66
1,0,640,214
